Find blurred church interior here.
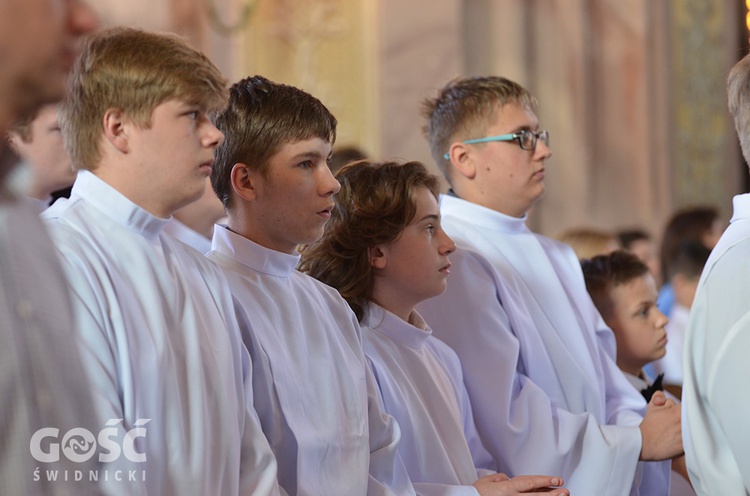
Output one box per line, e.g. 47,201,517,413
85,0,749,237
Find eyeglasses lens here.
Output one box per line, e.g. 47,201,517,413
520,131,535,150
520,130,548,150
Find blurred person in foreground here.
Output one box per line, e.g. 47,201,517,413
682,51,750,495
0,0,101,494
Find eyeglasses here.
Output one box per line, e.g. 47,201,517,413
443,129,550,159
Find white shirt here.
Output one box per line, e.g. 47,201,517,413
207,226,415,496
362,304,496,496
162,217,212,254
417,194,670,496
652,304,690,385
42,171,279,496
683,193,750,495
0,186,101,495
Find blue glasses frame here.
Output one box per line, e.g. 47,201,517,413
443,130,549,159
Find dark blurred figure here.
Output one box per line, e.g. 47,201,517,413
0,1,101,495
618,228,661,284
329,144,367,174
651,241,710,397
8,104,75,211
657,206,721,315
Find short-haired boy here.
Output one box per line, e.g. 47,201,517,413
416,75,678,495
581,250,669,387
207,75,415,495
582,250,695,494
43,28,278,495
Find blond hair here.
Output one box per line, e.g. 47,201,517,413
61,27,227,170
421,76,536,184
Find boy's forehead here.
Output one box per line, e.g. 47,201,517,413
613,273,658,303
149,97,216,116
275,137,333,157
490,102,538,128
459,101,537,140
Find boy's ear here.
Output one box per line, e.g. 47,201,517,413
230,162,258,202
446,142,476,180
7,132,20,152
368,245,388,270
102,108,130,153
605,312,622,336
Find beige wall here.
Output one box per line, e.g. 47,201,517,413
239,0,380,156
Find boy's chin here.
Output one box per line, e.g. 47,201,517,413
652,350,667,362
424,283,448,302
304,227,327,245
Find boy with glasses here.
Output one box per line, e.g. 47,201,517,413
417,76,681,495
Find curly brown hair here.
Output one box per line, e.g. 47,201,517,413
299,160,439,321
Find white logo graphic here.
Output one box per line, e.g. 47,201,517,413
30,419,150,464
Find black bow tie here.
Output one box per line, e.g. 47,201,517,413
640,373,664,402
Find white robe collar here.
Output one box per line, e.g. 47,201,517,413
163,218,211,254
730,193,750,224
27,195,52,213
210,224,300,278
363,304,431,349
72,170,167,239
440,193,528,234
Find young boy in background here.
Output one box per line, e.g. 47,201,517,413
8,104,75,210
582,250,694,495
581,251,669,393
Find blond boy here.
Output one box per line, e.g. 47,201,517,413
43,28,278,495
